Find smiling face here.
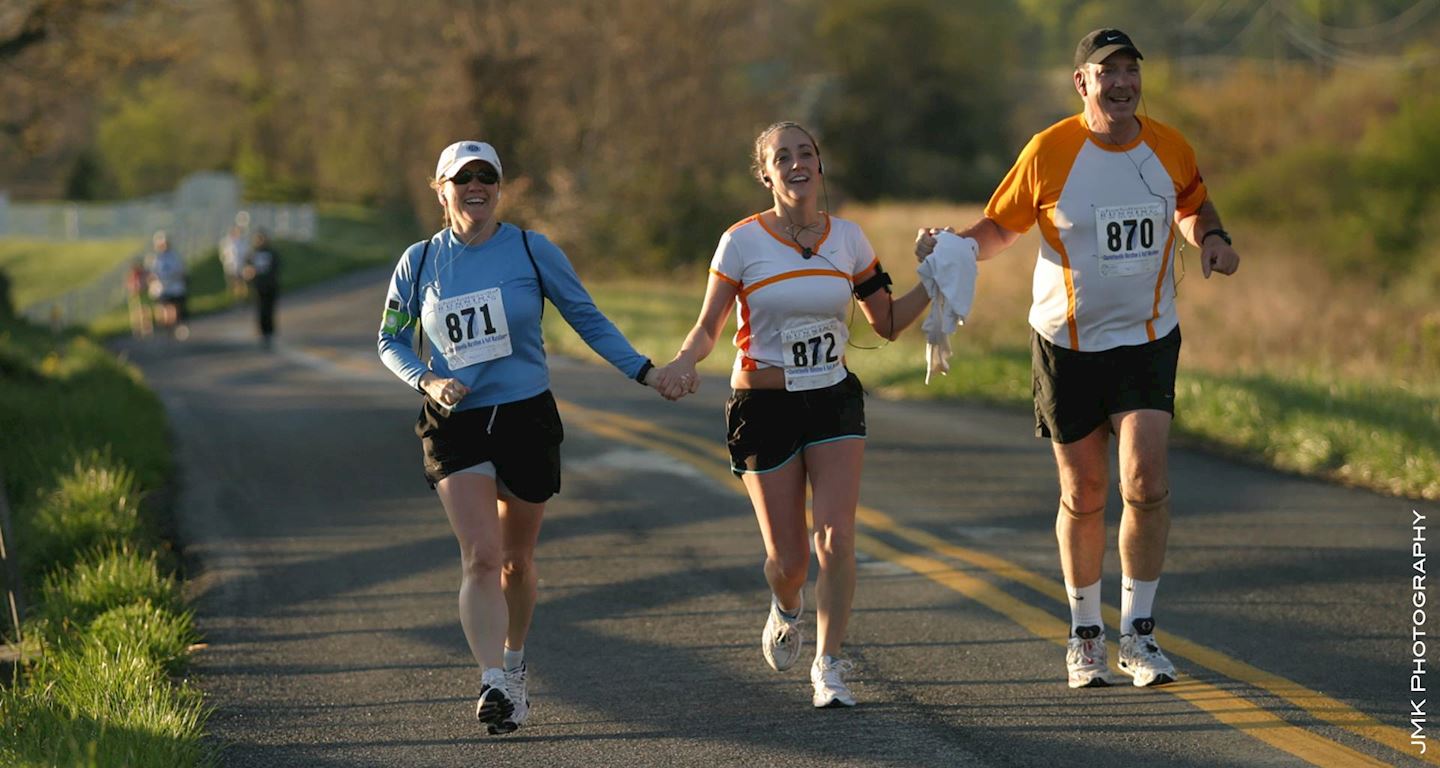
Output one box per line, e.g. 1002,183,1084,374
1077,51,1142,129
438,160,500,236
760,126,821,204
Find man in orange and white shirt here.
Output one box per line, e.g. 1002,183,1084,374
916,28,1240,690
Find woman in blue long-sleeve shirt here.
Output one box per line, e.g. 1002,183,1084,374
378,140,685,734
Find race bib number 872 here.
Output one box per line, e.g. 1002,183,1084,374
780,318,846,392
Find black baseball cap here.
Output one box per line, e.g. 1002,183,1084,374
1074,28,1143,68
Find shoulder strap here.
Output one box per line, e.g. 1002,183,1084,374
519,226,547,318
412,239,431,361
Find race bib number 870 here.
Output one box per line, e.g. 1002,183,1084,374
1094,202,1165,277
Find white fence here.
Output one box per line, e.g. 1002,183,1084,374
1,173,316,327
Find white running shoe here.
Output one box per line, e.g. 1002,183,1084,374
475,667,515,731
488,662,529,735
811,656,857,708
762,594,804,672
1117,618,1177,687
1065,625,1113,689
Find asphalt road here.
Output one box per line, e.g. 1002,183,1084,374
115,269,1439,767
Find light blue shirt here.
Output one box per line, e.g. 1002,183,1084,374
378,224,647,409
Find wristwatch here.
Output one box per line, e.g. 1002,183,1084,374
1201,228,1232,246
634,359,654,385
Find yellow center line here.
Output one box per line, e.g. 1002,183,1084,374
858,534,1389,768
559,398,1421,766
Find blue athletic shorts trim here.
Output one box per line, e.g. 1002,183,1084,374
732,434,865,475
725,371,867,476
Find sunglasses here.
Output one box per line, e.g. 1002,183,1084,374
447,167,499,186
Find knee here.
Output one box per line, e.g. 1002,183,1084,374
812,524,855,566
770,550,811,587
1119,462,1168,505
1122,487,1170,515
1059,481,1107,520
1060,498,1105,520
501,549,534,581
459,546,503,581
1058,472,1108,517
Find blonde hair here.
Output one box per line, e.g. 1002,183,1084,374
428,176,450,229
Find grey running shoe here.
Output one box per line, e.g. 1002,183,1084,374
1066,625,1113,689
487,662,529,735
762,594,804,672
1117,618,1177,687
475,667,515,731
811,655,857,708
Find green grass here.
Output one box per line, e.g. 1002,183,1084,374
2,640,211,768
551,278,1440,501
0,238,144,311
1176,371,1440,499
21,453,145,583
0,313,212,767
0,204,417,765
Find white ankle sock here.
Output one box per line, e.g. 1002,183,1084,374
1067,579,1103,633
1121,576,1159,635
503,646,525,671
774,593,802,620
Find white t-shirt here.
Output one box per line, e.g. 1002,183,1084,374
985,115,1208,351
709,213,878,375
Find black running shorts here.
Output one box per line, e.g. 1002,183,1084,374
725,370,866,475
1031,326,1181,444
415,389,564,502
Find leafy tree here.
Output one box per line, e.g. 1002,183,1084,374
0,0,184,191
812,0,1022,201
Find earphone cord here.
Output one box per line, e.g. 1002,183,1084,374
1135,98,1186,293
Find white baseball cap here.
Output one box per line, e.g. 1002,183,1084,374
435,140,503,181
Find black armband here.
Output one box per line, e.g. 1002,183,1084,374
634,359,654,385
853,265,893,299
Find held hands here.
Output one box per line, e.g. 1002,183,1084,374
914,227,956,263
647,360,700,401
1200,238,1240,278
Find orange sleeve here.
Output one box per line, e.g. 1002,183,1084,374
984,133,1043,235
1150,121,1209,217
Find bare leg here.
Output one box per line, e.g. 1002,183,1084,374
436,473,506,670
498,493,546,651
741,460,810,613
804,439,863,661
1112,410,1172,581
1052,425,1111,588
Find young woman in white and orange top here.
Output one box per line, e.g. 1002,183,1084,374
658,121,932,707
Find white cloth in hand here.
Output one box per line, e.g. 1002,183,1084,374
917,233,979,384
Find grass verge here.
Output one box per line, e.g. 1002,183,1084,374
0,238,145,313
0,204,418,766
0,315,213,767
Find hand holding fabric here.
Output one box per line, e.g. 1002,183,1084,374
916,232,979,385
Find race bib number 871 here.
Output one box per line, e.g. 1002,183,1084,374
1094,202,1165,277
430,287,512,369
